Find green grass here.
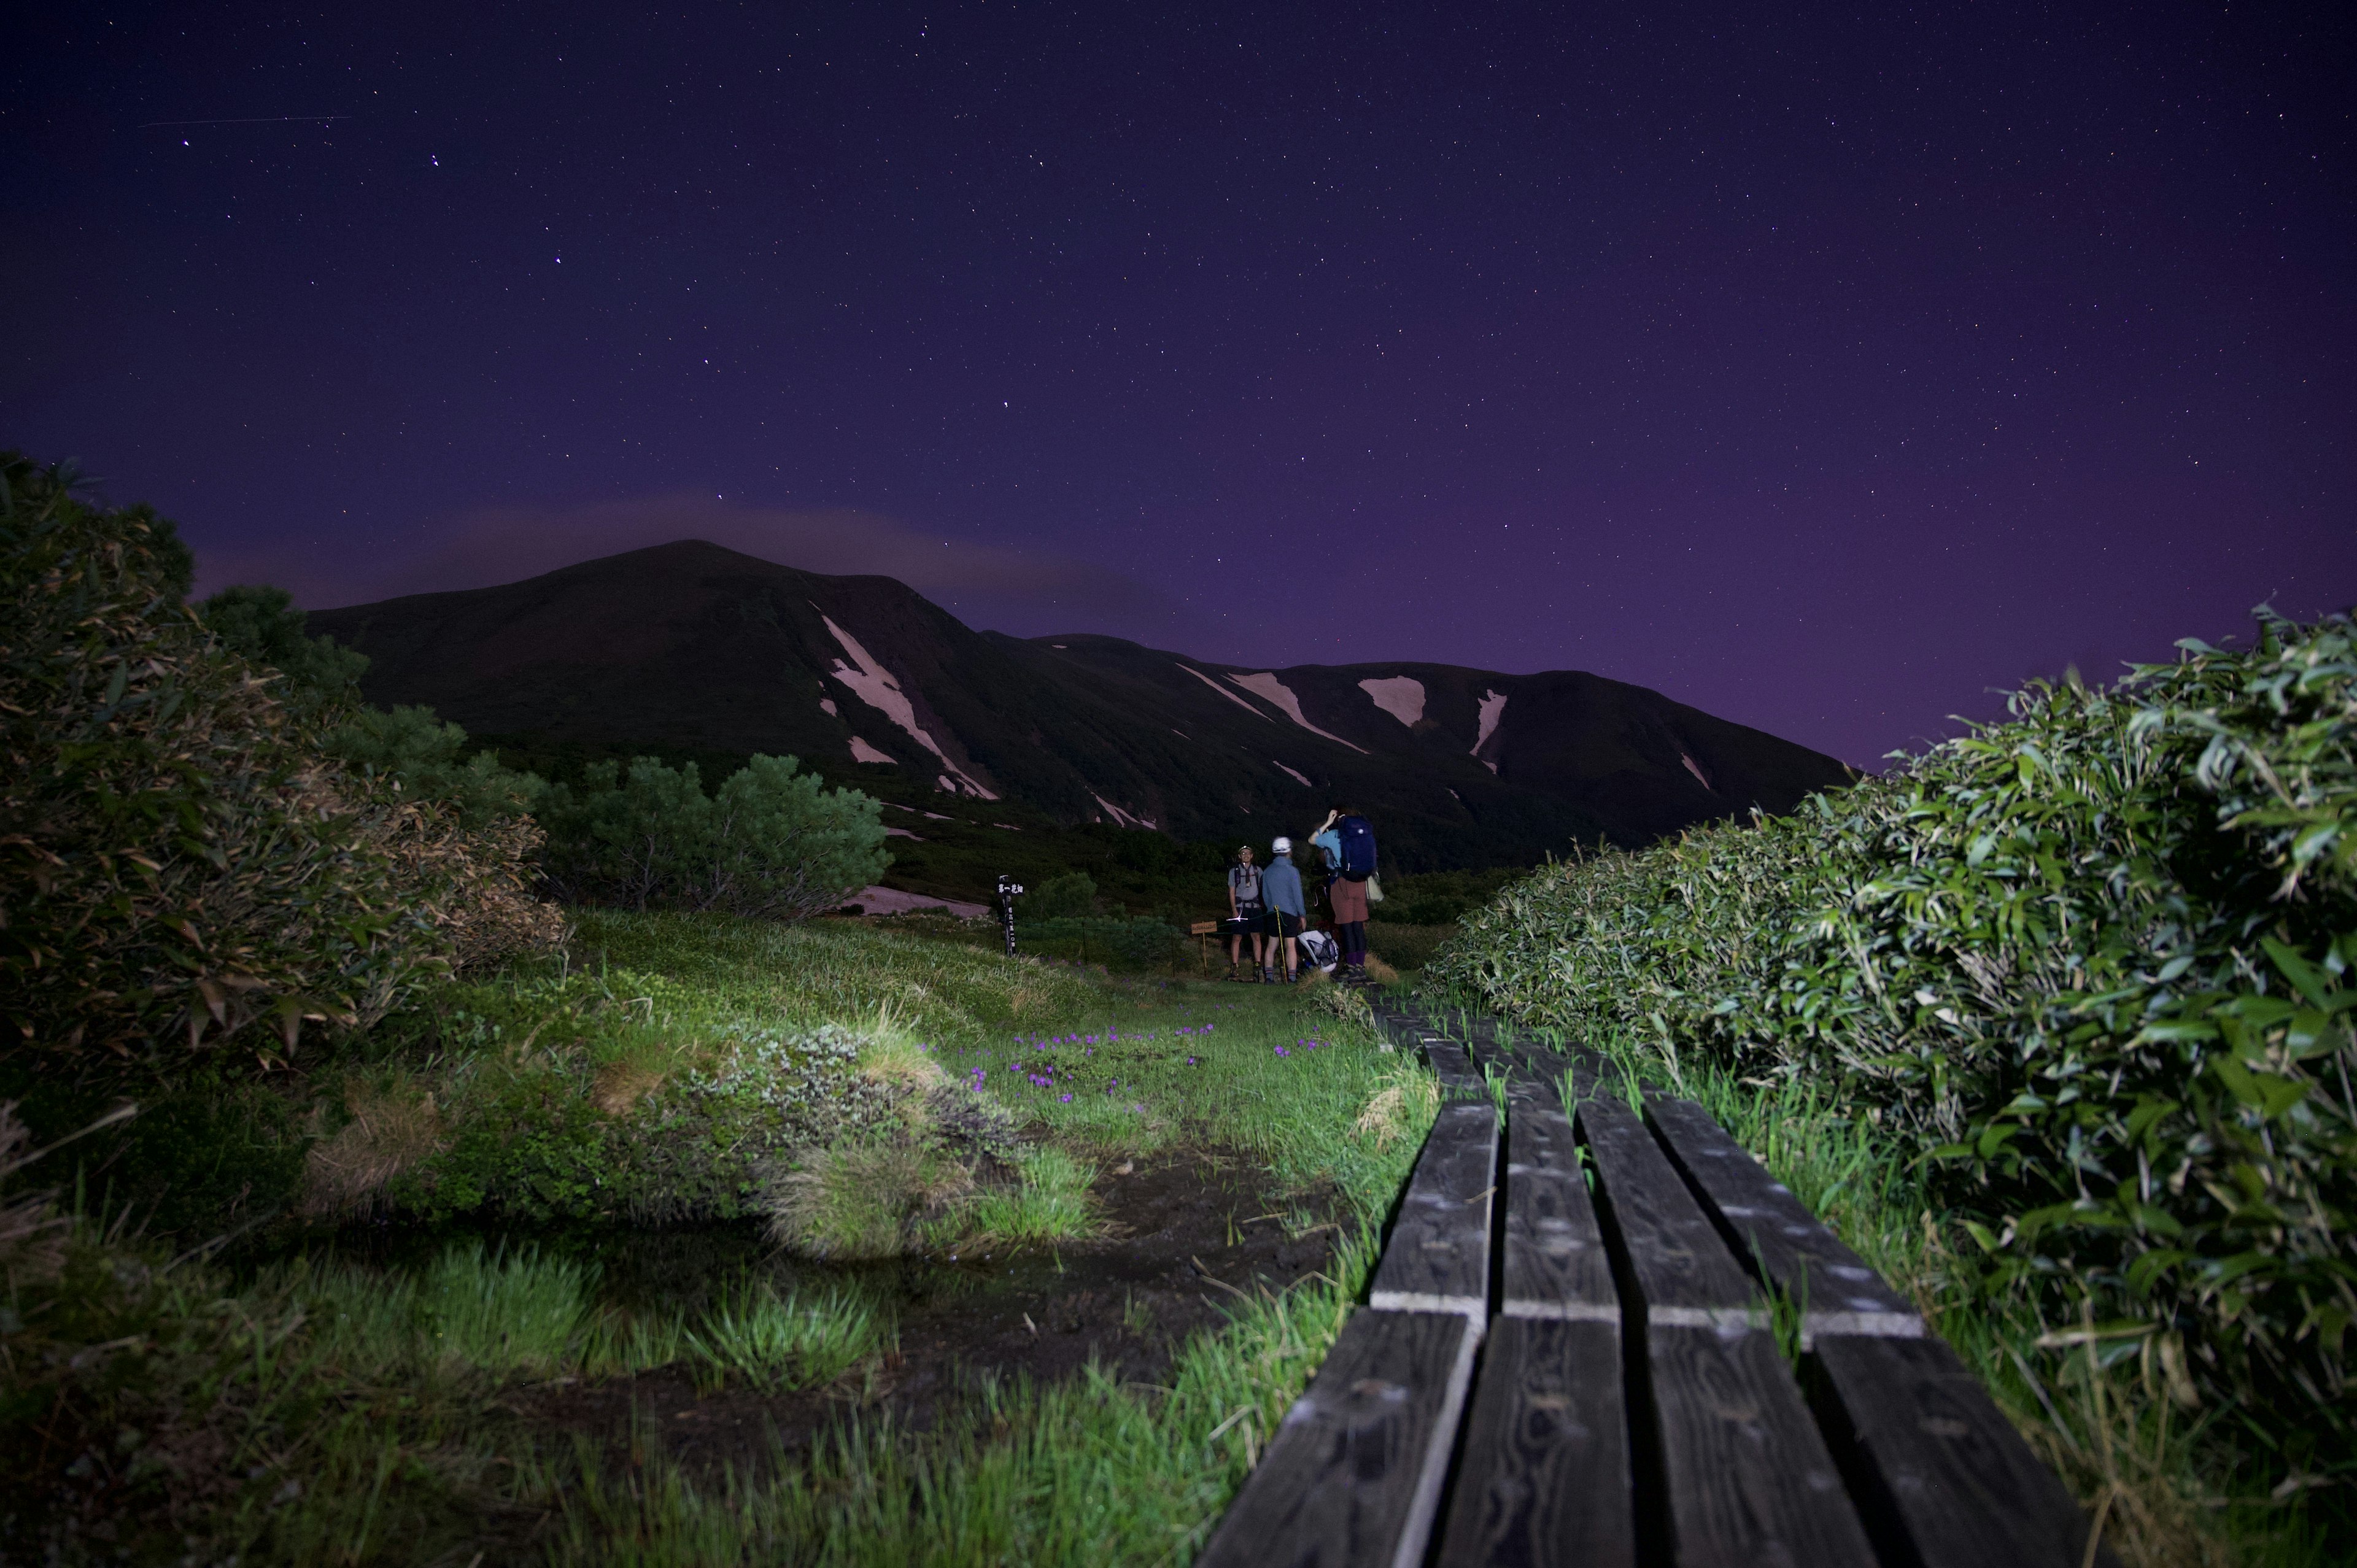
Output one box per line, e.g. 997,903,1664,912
538,1230,1388,1567
948,1146,1100,1246
684,1280,891,1393
417,1241,597,1377
5,911,1438,1564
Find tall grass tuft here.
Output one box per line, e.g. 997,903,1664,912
951,1146,1100,1246
684,1278,890,1392
416,1240,595,1377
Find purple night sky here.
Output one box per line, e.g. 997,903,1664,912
6,3,2352,768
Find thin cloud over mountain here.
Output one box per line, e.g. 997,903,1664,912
195,493,1210,644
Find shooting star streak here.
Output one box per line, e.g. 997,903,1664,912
139,115,350,128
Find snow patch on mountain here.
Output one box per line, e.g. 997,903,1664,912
846,886,987,919
819,698,838,717
1274,760,1313,788
885,827,923,840
1358,676,1426,727
849,736,894,764
819,613,998,798
1227,671,1368,752
1473,689,1508,774
1177,662,1271,719
1681,752,1714,792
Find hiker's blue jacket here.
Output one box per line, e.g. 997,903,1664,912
1263,855,1306,916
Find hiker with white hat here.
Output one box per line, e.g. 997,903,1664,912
1260,836,1307,983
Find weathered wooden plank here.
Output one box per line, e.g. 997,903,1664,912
1647,1323,1879,1568
1437,1316,1635,1568
1423,1040,1487,1098
1575,1092,1756,1316
1814,1333,2119,1568
1499,1099,1617,1319
1198,1308,1480,1568
1371,1100,1497,1317
1644,1097,1921,1343
1581,1092,1876,1567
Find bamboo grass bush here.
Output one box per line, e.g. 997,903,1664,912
1430,610,2357,1483
1,454,562,1076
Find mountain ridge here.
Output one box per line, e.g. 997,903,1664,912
308,539,1854,869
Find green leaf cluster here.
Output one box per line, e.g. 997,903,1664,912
384,1021,927,1225
1430,609,2357,1454
536,754,889,920
1,455,470,1071
198,584,543,827
1024,870,1099,920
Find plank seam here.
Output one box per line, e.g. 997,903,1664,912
1649,1305,1770,1331
1501,1299,1620,1324
1370,1290,1489,1323
1800,1311,1925,1348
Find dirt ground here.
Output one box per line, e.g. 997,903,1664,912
508,1145,1345,1479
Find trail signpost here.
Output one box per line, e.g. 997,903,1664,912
995,874,1023,956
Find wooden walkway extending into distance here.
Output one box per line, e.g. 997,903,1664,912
1197,1000,2115,1568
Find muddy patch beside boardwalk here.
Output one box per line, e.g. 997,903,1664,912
505,1145,1344,1480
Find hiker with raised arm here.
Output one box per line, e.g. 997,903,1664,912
1325,803,1377,983
1261,836,1307,984
1224,843,1267,981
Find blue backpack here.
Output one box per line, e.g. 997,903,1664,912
1337,815,1377,880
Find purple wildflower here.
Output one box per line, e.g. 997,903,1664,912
1059,1093,1074,1103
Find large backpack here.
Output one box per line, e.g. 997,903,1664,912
1337,815,1377,880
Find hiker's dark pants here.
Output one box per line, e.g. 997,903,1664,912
1337,920,1366,966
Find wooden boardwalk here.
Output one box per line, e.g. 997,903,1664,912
1196,1001,2113,1568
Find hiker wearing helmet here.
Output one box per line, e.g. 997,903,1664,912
1224,844,1267,981
1260,836,1307,983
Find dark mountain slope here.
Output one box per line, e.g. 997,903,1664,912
309,540,1852,868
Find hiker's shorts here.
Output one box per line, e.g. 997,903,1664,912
1265,911,1303,940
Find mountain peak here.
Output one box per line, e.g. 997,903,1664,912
310,546,1851,866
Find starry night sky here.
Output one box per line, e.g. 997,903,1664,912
6,2,2353,767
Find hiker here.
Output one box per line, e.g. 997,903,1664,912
1309,809,1345,897
1225,844,1268,981
1307,808,1347,962
1261,836,1307,983
1323,803,1377,983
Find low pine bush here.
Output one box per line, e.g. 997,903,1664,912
1430,611,2356,1475
536,754,889,919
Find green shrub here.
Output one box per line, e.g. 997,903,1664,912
1024,870,1098,919
2,458,435,1070
384,1022,929,1224
201,584,545,828
1430,611,2356,1467
537,754,888,919
194,584,367,716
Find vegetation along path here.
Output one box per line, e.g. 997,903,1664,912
1200,997,2116,1568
